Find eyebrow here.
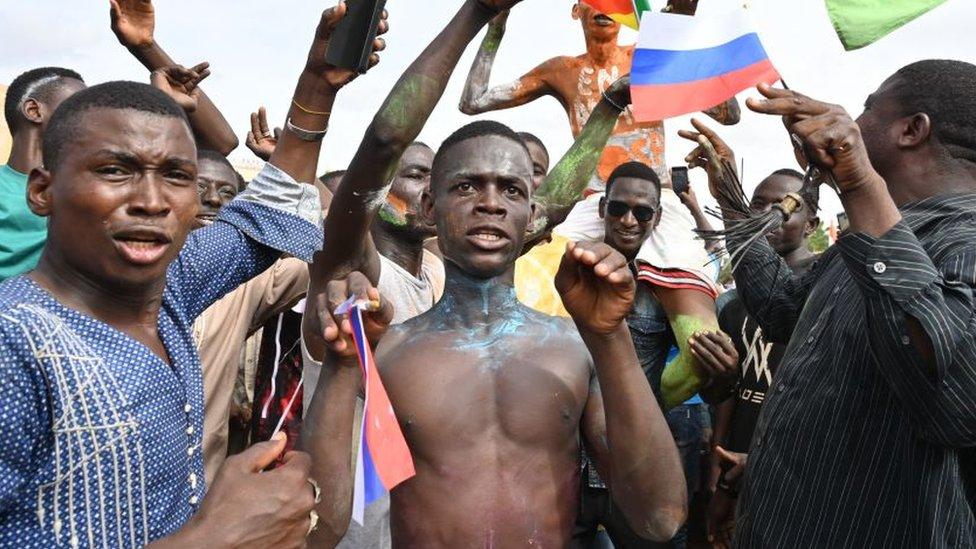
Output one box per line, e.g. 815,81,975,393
92,149,195,169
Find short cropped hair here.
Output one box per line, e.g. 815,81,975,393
891,60,976,163
198,149,246,190
766,168,820,212
517,132,548,157
606,161,661,198
431,120,530,187
5,67,84,132
42,81,190,170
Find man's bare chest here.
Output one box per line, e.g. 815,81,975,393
381,333,591,452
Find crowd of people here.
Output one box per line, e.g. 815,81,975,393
1,0,974,548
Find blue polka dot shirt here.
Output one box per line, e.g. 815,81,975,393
0,164,322,548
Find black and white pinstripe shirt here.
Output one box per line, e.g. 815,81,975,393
729,193,976,548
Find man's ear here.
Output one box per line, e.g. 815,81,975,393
572,2,582,20
899,113,932,149
652,207,663,231
805,215,820,237
598,196,607,219
421,189,436,228
20,98,43,126
27,167,54,218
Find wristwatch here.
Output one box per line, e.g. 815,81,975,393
286,117,328,142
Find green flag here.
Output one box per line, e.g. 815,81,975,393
826,0,949,50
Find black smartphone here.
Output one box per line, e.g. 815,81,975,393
324,0,388,74
671,166,690,195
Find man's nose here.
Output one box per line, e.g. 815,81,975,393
474,186,507,215
200,184,222,207
129,174,171,216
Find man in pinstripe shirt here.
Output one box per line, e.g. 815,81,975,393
682,60,976,547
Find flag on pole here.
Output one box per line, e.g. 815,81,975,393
826,0,949,51
581,0,652,30
630,8,780,123
335,297,415,525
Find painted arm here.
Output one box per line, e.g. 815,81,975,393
305,0,522,360
458,10,555,115
559,241,687,541
109,0,238,154
526,78,629,243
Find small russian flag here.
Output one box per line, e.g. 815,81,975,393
630,8,780,122
335,297,415,525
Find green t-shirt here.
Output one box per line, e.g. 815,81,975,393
0,165,47,280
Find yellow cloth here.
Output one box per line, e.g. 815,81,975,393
515,234,571,318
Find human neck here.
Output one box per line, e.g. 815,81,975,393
6,130,43,174
886,155,976,206
372,222,425,278
435,261,521,329
585,35,620,65
30,250,165,332
782,245,815,269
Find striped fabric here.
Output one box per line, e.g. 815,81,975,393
581,0,652,30
729,193,976,547
636,263,719,299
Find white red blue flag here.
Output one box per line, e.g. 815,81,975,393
335,296,415,525
631,8,780,122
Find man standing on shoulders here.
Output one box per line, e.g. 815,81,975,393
0,68,85,280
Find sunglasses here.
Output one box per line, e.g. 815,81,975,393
606,200,657,223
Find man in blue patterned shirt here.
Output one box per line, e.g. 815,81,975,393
0,2,386,545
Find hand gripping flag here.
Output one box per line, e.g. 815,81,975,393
335,296,415,525
581,0,652,30
630,8,780,122
826,0,949,50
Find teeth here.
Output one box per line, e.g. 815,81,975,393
472,232,501,241
122,240,162,250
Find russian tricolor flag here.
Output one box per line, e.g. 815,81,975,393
631,8,780,122
335,297,415,525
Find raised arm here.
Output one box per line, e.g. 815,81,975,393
305,0,525,360
458,10,554,115
678,118,821,342
749,84,976,447
109,0,238,154
559,241,687,541
525,77,629,244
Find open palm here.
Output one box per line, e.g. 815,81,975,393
109,0,155,48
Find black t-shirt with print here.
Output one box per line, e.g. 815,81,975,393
718,289,786,453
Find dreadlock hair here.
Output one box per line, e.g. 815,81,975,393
5,67,84,133
891,60,976,163
42,81,190,171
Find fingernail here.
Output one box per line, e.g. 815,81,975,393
272,432,287,442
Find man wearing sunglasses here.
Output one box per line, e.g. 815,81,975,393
574,162,738,547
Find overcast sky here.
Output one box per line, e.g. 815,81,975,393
2,0,973,221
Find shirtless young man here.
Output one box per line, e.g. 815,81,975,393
460,1,738,408
307,116,686,547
